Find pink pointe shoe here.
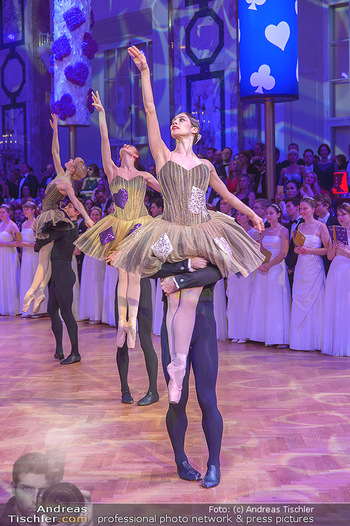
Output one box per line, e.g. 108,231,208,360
116,318,127,348
125,318,137,349
22,290,35,313
167,358,187,404
33,290,46,314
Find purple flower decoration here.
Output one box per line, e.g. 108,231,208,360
63,7,86,32
51,94,76,121
51,35,71,61
82,32,98,60
65,62,89,87
128,223,142,236
86,88,94,114
113,189,128,209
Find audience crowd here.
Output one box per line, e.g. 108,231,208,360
1,142,350,357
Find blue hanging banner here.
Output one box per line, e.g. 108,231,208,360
238,0,299,102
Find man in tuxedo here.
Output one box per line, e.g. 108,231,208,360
18,162,39,198
206,147,216,164
315,193,338,274
95,189,112,215
303,149,315,174
285,197,303,289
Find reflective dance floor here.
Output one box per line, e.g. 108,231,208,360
1,315,350,504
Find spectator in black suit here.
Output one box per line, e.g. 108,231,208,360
94,189,112,216
41,163,56,187
18,162,39,199
285,196,303,289
220,147,233,178
6,169,19,198
206,148,216,164
314,193,338,274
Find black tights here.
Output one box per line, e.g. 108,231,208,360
161,301,223,469
48,259,78,355
115,278,158,394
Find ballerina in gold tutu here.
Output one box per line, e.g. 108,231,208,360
109,46,265,404
75,91,161,348
22,114,93,314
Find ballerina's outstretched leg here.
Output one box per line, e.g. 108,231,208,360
166,286,203,404
116,269,141,349
23,242,53,312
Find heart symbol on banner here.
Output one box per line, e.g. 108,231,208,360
265,21,290,51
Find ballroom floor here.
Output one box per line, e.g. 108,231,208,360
1,315,350,504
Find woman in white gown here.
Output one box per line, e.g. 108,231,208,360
0,204,20,315
79,207,106,323
290,197,330,351
249,204,291,347
227,211,260,343
19,202,48,316
321,202,350,356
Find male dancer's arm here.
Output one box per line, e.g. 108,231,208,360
152,261,222,289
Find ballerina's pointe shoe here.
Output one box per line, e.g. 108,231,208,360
167,358,186,405
22,290,35,313
126,317,137,349
116,318,127,348
33,290,46,314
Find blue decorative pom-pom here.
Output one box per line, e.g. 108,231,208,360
63,6,86,32
82,32,98,60
51,94,76,121
65,62,89,87
51,35,71,61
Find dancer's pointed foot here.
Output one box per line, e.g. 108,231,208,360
177,461,201,481
126,317,137,349
116,318,127,348
22,290,35,313
33,289,46,314
121,391,134,404
60,353,81,365
167,356,187,404
201,465,221,488
137,390,159,406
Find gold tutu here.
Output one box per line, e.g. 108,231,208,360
33,184,73,240
112,160,265,277
74,173,152,260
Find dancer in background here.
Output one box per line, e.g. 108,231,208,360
0,204,20,316
75,91,161,348
48,200,82,364
22,114,93,314
18,201,47,317
112,46,264,405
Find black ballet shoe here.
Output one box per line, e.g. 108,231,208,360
121,391,134,404
201,465,221,489
137,391,159,406
177,461,201,482
54,351,64,360
60,353,81,365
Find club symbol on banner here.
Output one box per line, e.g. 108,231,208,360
250,64,275,94
265,22,290,51
246,0,266,10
